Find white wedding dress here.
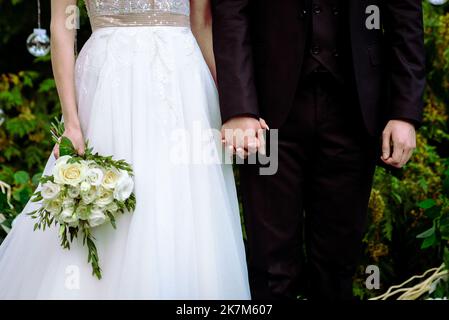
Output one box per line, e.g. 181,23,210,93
0,0,250,300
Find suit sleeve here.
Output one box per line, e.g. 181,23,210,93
211,0,260,123
384,0,426,126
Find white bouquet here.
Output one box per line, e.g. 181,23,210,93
29,120,136,279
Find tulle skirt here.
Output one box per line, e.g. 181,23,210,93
0,26,250,300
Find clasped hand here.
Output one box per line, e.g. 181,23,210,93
221,117,269,158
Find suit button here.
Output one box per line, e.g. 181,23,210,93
311,46,321,55
313,5,322,15
333,50,340,58
332,6,339,15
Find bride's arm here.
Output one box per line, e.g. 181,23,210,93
50,0,85,157
190,0,217,83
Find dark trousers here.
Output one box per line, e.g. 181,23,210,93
240,72,378,300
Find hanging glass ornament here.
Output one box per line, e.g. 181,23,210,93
26,0,50,57
26,28,50,57
428,0,448,5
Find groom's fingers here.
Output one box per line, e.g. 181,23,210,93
259,118,270,130
381,129,392,162
246,135,259,154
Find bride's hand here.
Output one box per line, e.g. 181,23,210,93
53,127,86,159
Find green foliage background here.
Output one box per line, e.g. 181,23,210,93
0,0,448,299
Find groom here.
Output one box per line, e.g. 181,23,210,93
212,0,425,300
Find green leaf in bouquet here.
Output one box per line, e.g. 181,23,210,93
106,212,116,229
69,227,78,242
31,193,43,202
82,227,102,280
50,118,66,143
39,175,54,184
59,224,65,237
59,136,76,157
125,194,136,211
59,225,71,250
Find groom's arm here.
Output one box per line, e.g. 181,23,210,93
383,0,426,125
211,0,259,123
380,0,425,168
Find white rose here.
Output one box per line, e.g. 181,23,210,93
44,198,63,216
106,201,119,214
87,168,104,187
102,168,120,189
53,160,87,186
113,171,134,202
54,155,71,167
81,186,97,204
88,207,106,228
95,186,114,207
41,181,61,200
62,197,75,209
59,207,79,226
80,181,91,193
75,204,90,220
67,186,80,199
52,155,71,182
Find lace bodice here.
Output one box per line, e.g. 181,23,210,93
85,0,191,30
85,0,190,16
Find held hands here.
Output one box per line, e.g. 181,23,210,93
381,120,417,168
53,126,86,159
221,116,270,158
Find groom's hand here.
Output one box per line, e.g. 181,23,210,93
221,116,269,158
381,120,417,168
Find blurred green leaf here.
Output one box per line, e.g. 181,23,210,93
13,171,29,184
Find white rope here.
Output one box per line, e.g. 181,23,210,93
371,264,448,300
0,181,13,209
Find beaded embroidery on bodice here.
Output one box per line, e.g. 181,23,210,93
84,0,191,30
85,0,190,16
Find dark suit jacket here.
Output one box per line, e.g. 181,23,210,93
211,0,426,136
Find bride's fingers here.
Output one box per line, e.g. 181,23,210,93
224,143,236,155
246,136,258,154
77,144,86,156
236,147,249,159
53,145,60,159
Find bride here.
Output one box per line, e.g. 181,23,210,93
0,0,250,300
